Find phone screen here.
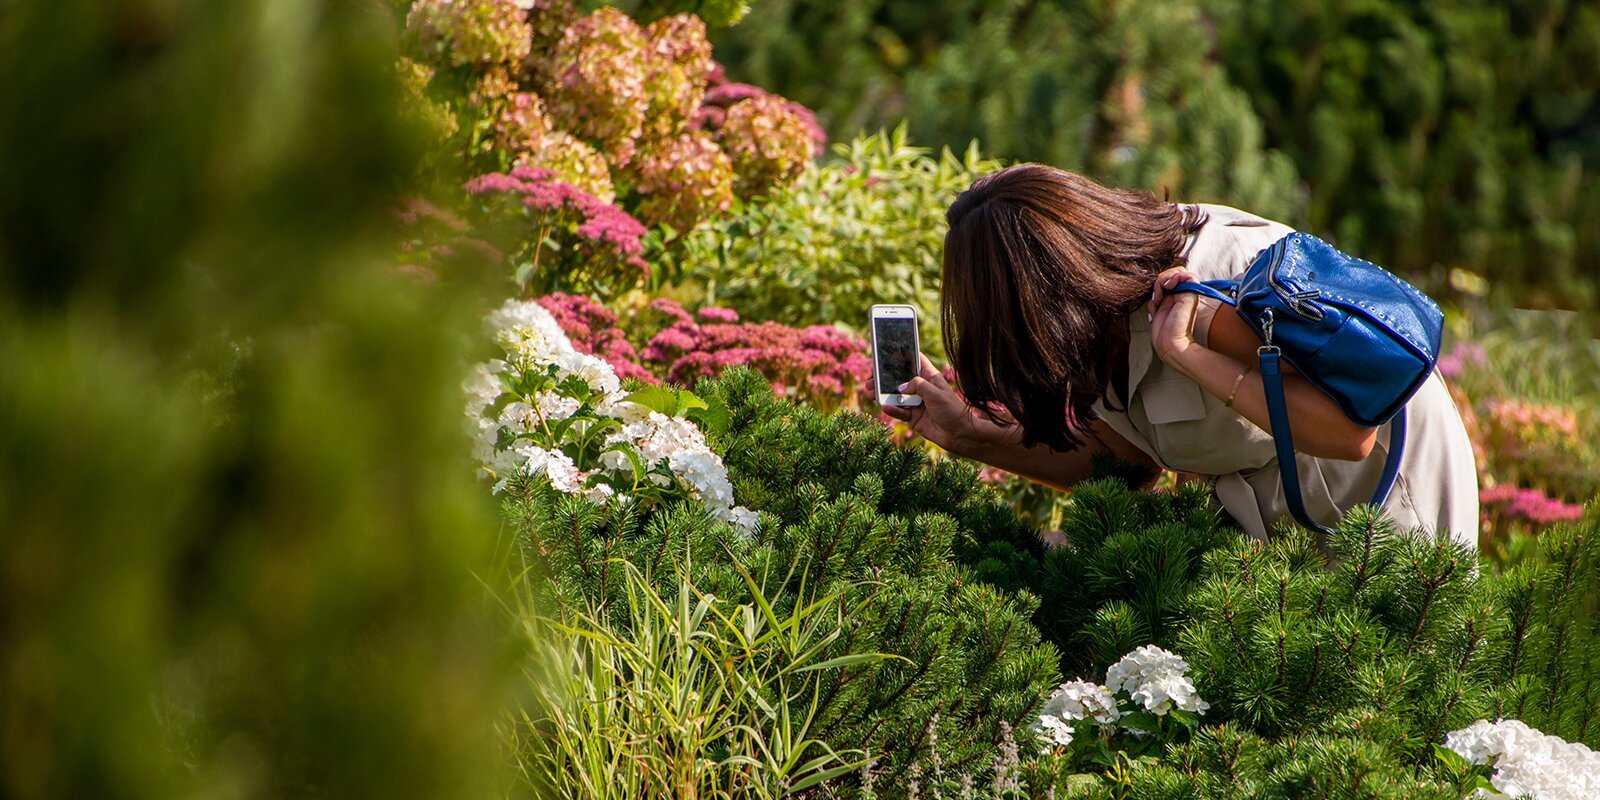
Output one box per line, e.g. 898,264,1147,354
873,316,919,392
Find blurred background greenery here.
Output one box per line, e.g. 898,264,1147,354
709,0,1600,310
0,1,514,797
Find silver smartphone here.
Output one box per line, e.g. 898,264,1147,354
870,304,923,407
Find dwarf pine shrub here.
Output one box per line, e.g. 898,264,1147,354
1022,504,1600,798
509,367,1061,781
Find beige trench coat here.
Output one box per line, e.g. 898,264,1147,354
1090,203,1480,549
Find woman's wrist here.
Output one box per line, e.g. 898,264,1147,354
949,416,1018,459
1163,339,1206,380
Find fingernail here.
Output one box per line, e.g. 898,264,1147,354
1147,312,1153,322
897,382,909,392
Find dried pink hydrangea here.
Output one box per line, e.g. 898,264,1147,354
636,14,714,140
406,0,533,69
708,91,824,199
525,0,578,68
490,90,555,155
521,131,615,203
627,131,734,232
539,9,650,165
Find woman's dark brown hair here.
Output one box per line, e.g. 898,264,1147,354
942,164,1206,451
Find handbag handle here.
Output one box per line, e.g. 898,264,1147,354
1169,281,1405,535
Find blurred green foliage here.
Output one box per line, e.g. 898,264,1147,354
711,0,1600,309
0,1,511,798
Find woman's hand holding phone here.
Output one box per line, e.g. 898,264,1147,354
880,353,1020,457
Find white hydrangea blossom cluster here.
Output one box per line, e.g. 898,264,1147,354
1105,644,1210,716
1035,680,1120,747
1034,645,1209,748
465,299,759,534
1445,719,1600,799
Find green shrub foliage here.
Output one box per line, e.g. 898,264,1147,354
672,127,998,347
509,367,1061,780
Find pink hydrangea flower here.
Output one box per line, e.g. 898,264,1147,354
406,0,533,68
626,131,734,232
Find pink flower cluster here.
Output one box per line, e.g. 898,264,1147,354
1436,342,1487,381
404,2,828,288
1482,485,1585,526
1485,398,1581,458
541,9,651,163
639,15,715,140
465,166,649,288
530,294,874,408
396,196,503,283
406,0,532,68
696,77,828,199
641,299,872,405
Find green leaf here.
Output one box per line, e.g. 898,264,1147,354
789,652,899,673
685,394,730,438
1119,711,1160,734
1168,709,1201,730
1433,744,1470,772
624,385,684,416
788,762,861,792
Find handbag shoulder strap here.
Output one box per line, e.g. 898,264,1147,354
1258,341,1406,536
1169,282,1407,535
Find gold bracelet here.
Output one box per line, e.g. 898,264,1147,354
1224,366,1251,408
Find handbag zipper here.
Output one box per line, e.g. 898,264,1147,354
1265,235,1325,322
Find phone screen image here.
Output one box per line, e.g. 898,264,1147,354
873,316,919,392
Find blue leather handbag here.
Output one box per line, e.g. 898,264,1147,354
1171,232,1444,535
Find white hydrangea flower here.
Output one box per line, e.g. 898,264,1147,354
1035,714,1075,747
1105,645,1209,716
463,365,503,416
533,391,581,421
541,449,584,494
1445,719,1600,800
466,299,752,525
1042,680,1121,726
555,350,621,397
716,505,761,537
487,299,574,362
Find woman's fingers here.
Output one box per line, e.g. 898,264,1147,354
1148,266,1198,319
917,352,952,391
1150,291,1200,361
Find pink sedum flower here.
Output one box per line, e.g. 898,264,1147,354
1482,484,1585,526
466,165,650,288
697,306,740,323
